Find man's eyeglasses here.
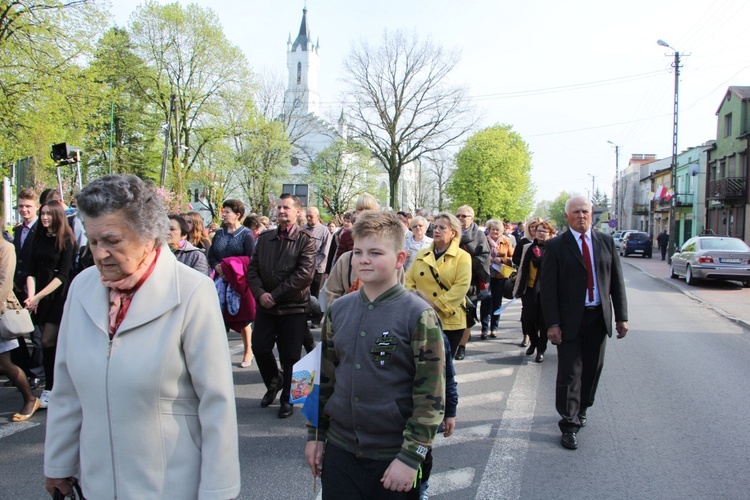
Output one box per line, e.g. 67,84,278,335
456,214,471,219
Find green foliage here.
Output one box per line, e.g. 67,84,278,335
547,191,576,230
308,139,384,217
447,124,535,221
591,187,610,210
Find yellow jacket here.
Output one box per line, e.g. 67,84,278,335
405,239,472,331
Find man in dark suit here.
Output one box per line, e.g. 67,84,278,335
10,188,44,384
540,195,628,450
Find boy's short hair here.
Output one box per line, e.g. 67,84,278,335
18,187,38,202
351,211,404,254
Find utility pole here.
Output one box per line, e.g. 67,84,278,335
587,173,596,201
607,141,620,226
658,39,682,258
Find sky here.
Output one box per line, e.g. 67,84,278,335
108,0,750,206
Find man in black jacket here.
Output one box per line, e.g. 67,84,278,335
540,196,628,450
248,194,316,418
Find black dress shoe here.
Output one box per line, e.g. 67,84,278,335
260,386,281,408
561,432,578,450
278,402,293,418
525,345,535,356
535,353,544,363
454,346,466,360
578,412,587,427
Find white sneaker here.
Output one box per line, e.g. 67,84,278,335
39,390,51,409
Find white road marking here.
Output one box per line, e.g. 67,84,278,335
455,367,514,383
475,359,541,499
433,424,493,448
428,467,476,496
0,421,40,439
456,391,505,408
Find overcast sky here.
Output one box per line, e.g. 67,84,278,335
109,0,750,205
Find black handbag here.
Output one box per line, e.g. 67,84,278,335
428,267,477,328
52,479,86,500
502,270,518,300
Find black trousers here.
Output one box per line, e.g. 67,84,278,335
555,305,607,433
521,289,547,353
251,311,306,403
443,329,464,357
310,271,324,298
322,443,414,500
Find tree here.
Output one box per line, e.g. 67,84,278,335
129,1,253,197
548,191,577,230
0,0,108,181
84,27,163,181
423,151,454,211
342,29,473,209
308,139,383,217
591,187,610,210
447,124,535,221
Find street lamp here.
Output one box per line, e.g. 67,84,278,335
607,140,620,227
657,39,681,258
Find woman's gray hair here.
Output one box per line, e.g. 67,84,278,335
76,174,169,247
410,215,428,229
485,219,504,231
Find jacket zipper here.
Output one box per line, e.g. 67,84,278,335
106,337,118,498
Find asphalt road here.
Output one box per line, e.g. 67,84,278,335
1,263,749,499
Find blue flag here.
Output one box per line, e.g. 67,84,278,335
291,343,321,427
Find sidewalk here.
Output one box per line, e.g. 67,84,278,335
621,253,750,331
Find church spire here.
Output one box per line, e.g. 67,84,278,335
291,7,310,52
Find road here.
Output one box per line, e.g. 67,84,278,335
1,263,749,499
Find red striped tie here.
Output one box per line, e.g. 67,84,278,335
580,234,594,302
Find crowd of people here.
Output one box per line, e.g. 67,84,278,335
0,175,628,498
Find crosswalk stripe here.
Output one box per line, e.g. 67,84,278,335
455,367,514,383
476,357,541,499
456,391,505,408
427,467,475,496
0,421,40,439
433,424,493,448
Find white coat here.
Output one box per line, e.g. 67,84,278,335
44,246,241,499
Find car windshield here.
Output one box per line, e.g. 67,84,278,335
699,238,750,251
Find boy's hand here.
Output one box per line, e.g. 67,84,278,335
304,441,324,478
381,459,417,492
443,417,456,437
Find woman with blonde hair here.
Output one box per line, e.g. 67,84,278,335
334,193,380,262
405,212,472,356
185,212,211,255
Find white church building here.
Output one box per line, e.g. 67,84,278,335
280,7,420,212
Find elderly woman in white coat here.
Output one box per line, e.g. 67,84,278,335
44,174,240,499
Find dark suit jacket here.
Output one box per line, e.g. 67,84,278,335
13,220,37,293
540,229,628,340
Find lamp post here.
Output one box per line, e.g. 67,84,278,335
607,140,620,227
657,39,681,258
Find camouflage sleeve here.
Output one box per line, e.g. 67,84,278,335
306,308,337,442
397,308,446,469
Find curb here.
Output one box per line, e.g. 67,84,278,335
623,260,750,332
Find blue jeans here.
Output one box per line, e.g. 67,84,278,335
480,277,505,332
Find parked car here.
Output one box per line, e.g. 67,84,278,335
670,236,750,287
617,230,637,255
612,230,625,247
621,231,652,258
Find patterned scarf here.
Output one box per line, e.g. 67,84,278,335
101,246,160,338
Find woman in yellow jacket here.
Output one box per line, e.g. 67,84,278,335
406,212,472,357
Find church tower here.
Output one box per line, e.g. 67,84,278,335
284,7,321,117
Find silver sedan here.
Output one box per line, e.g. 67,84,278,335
670,236,750,287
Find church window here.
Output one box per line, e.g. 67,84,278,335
297,62,302,84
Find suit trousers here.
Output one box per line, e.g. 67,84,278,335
555,305,608,433
251,310,306,404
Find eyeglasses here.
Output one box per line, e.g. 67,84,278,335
536,229,549,233
456,214,471,219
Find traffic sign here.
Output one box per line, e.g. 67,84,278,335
608,219,618,228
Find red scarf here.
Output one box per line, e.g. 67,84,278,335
101,246,160,338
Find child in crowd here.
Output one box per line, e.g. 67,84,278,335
305,211,446,498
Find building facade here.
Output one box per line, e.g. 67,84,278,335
705,86,750,242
